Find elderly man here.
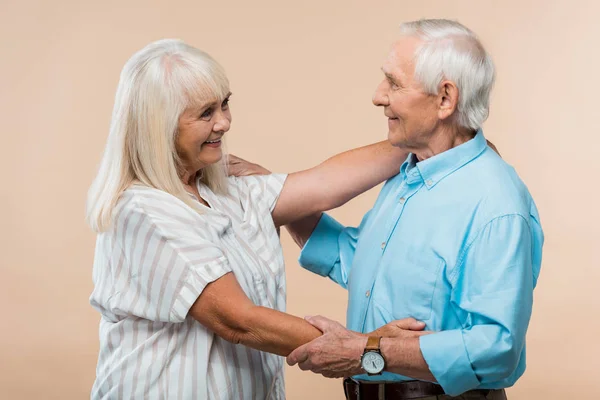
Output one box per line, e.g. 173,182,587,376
284,19,544,400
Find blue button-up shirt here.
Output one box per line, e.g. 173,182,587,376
298,131,543,396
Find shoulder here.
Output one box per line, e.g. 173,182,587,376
456,148,537,220
111,185,218,240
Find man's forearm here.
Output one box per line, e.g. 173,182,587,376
381,337,436,382
285,212,322,248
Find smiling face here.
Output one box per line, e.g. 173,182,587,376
175,93,232,179
372,36,440,151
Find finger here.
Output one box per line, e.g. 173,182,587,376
392,318,426,331
305,315,341,333
287,344,309,366
298,360,315,371
322,371,337,379
410,330,434,337
227,165,244,177
227,154,244,164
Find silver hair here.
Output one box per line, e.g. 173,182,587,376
86,39,230,232
399,19,496,131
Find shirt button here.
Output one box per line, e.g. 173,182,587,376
381,241,386,249
426,179,433,186
365,290,371,298
399,197,406,204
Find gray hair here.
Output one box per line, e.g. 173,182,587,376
86,39,230,232
399,19,495,131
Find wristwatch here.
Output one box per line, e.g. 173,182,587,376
360,336,385,375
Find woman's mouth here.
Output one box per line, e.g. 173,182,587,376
204,139,222,147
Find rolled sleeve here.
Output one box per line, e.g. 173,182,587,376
237,173,288,212
113,200,234,323
420,214,538,394
419,330,480,395
171,255,232,322
298,213,344,277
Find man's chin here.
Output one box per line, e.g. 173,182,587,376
387,131,405,148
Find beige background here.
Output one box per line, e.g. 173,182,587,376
1,0,599,399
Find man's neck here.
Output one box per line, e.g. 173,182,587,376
413,126,476,162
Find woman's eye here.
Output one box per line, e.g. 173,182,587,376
200,108,213,119
222,98,230,109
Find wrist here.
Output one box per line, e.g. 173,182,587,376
352,335,368,375
355,335,369,358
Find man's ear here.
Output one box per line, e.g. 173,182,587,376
437,81,459,121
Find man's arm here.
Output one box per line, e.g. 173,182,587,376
287,316,433,379
285,213,322,249
417,215,537,395
287,215,538,394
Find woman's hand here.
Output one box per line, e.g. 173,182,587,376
487,139,500,156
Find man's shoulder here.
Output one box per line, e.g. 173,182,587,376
451,149,537,219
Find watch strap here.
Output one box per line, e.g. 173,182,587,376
365,336,382,352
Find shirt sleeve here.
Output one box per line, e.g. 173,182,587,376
298,209,372,289
235,173,288,212
111,200,233,323
419,214,537,395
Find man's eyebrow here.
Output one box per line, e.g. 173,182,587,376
381,68,399,83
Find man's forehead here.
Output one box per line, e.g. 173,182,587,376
382,37,420,76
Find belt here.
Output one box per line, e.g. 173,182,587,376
343,378,446,400
343,378,500,400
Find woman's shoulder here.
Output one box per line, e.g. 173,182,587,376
113,185,216,234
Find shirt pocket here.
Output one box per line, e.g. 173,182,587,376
382,247,443,322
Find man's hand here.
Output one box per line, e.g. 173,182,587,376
286,316,431,379
367,318,427,338
227,154,270,176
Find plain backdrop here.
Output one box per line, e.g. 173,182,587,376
1,0,599,398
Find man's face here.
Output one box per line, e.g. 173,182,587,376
373,37,440,151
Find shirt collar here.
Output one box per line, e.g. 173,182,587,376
400,130,487,189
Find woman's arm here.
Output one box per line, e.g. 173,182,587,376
271,141,407,226
189,272,427,357
189,272,321,356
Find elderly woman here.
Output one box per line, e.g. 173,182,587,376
86,39,423,399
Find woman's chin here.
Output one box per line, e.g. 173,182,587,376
199,152,223,167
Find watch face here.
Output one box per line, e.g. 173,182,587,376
361,351,385,374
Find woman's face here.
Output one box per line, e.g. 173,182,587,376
176,93,232,178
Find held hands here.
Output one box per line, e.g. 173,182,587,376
287,316,430,379
367,318,427,339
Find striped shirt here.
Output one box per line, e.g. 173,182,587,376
90,174,288,400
